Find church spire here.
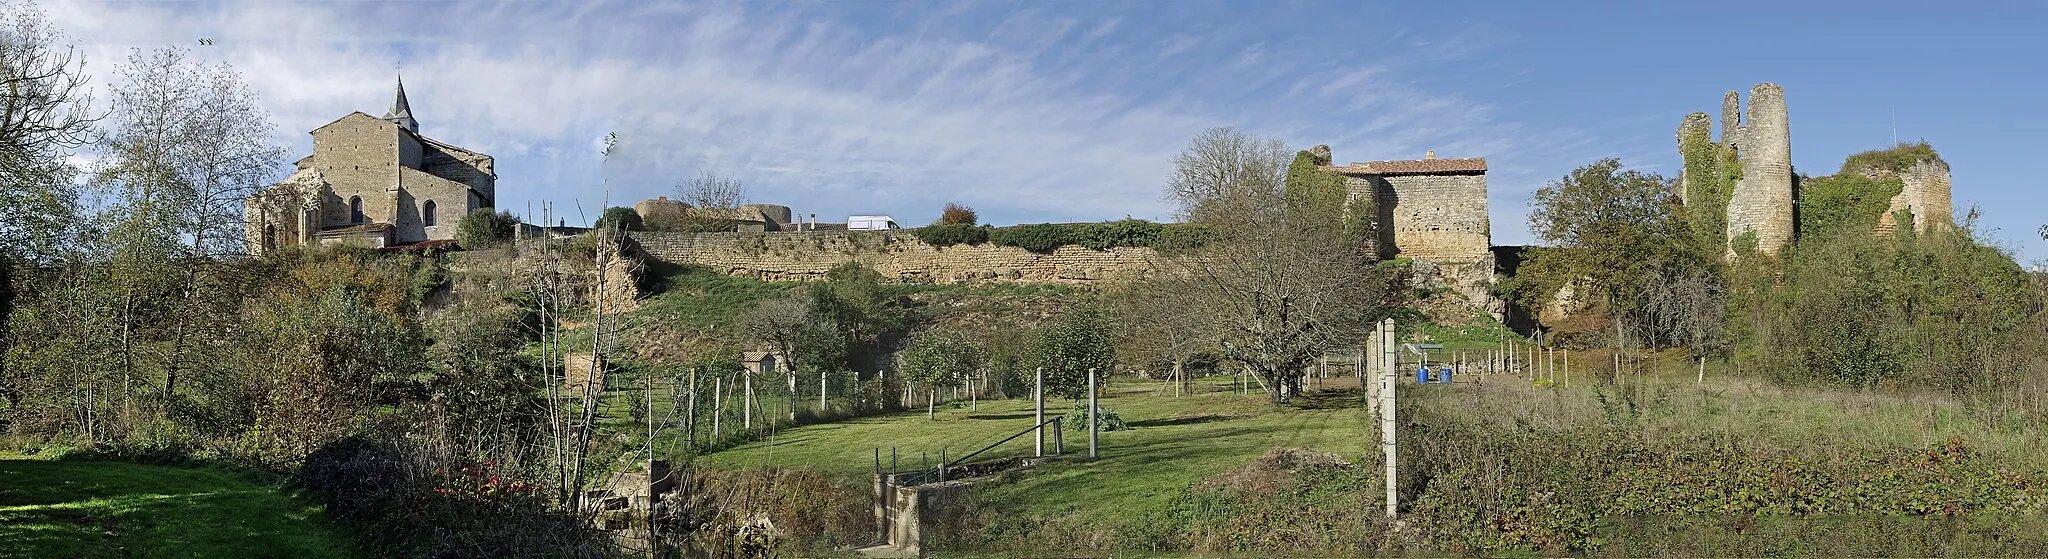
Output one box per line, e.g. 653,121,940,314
384,73,418,133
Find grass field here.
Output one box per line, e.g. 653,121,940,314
0,452,353,559
701,374,1373,526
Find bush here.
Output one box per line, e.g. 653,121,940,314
913,223,989,247
989,223,1079,254
456,209,517,249
939,203,978,226
983,220,1213,253
1078,218,1163,250
293,437,605,557
593,206,643,233
1062,401,1128,431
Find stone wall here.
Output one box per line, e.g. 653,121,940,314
1720,83,1796,255
310,113,400,229
629,231,1164,284
1898,158,1953,233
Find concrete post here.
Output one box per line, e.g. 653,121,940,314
1088,368,1099,459
744,370,754,431
1034,367,1044,457
712,376,722,440
1381,318,1397,518
820,370,827,413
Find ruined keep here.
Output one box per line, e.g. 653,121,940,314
1323,152,1497,309
1676,83,1796,255
1677,83,1952,254
245,77,497,253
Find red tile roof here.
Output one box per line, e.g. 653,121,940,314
1322,157,1487,176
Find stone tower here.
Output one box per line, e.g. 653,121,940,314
384,75,419,133
1720,83,1794,255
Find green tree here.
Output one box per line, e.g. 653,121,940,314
456,209,517,249
90,46,286,410
897,329,982,418
593,206,642,233
1031,305,1116,399
1518,158,1718,350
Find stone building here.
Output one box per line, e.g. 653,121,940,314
1694,83,1797,255
245,77,496,253
1676,83,1951,254
1871,157,1954,236
1323,152,1497,309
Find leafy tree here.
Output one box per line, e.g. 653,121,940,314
593,206,642,233
1518,158,1717,350
1031,304,1116,399
457,209,517,249
897,329,982,417
939,203,977,226
807,262,901,369
89,46,286,405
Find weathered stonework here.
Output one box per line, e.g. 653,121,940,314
1721,83,1796,255
629,231,1165,284
1876,158,1954,235
1324,155,1497,312
244,78,495,253
1678,84,1956,251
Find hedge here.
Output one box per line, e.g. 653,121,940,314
910,219,1212,254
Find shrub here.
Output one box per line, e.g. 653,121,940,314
293,437,604,557
1078,218,1164,250
456,209,517,249
989,223,1079,254
1062,401,1128,431
1152,224,1216,254
913,223,989,247
939,203,978,226
593,206,643,232
983,220,1212,253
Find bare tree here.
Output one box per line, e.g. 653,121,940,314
0,0,95,250
675,170,746,209
0,0,95,417
1158,128,1394,403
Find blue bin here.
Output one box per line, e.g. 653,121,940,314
1416,366,1429,384
1440,366,1454,384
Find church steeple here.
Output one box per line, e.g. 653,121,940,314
383,74,418,133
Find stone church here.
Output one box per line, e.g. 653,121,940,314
245,78,496,253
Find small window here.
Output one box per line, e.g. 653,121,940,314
422,200,437,226
350,196,364,223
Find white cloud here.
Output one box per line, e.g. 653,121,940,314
47,0,1581,235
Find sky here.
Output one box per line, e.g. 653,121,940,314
49,0,2048,263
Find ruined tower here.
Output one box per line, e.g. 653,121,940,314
1721,83,1794,255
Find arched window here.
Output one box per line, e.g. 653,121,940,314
350,196,364,223
422,200,437,226
263,225,277,251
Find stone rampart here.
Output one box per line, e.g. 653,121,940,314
629,231,1164,284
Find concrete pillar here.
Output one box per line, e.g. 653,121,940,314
1034,367,1044,457
1087,368,1099,459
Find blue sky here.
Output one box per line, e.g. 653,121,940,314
56,1,2048,263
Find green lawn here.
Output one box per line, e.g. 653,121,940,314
700,376,1373,525
0,453,353,559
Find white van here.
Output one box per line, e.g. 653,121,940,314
847,215,901,230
